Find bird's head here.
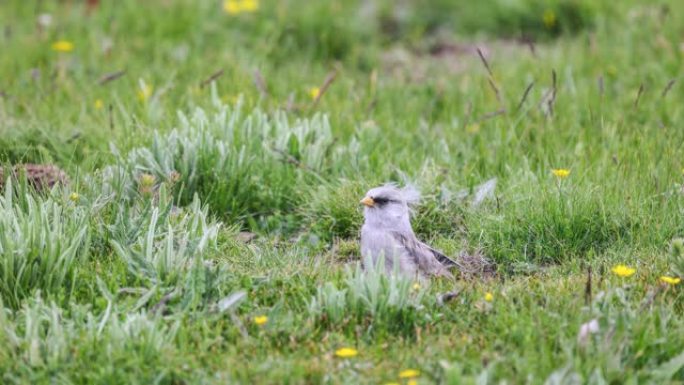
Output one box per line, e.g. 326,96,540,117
360,184,419,229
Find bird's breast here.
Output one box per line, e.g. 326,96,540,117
361,226,403,258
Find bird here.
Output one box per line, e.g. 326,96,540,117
359,184,460,278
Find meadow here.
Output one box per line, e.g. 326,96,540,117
1,0,683,383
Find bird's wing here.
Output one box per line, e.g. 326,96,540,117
390,231,460,275
420,242,461,269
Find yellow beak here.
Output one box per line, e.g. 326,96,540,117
360,196,375,207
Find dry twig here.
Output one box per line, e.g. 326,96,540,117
200,68,225,88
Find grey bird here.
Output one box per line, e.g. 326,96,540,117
359,185,459,278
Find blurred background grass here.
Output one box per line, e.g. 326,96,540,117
0,0,642,167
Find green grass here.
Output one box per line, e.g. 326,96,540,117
1,0,684,383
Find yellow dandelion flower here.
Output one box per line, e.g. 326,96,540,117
223,0,240,14
334,347,358,358
611,264,636,278
484,292,494,302
399,369,420,379
94,99,104,110
309,87,320,100
551,168,570,179
660,276,681,285
542,9,556,29
69,192,80,202
241,0,259,12
137,84,153,102
253,315,268,325
51,40,74,53
407,380,418,385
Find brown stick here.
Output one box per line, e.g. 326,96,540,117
476,48,503,105
200,68,225,88
547,69,557,116
312,69,338,107
661,79,675,98
633,83,644,108
108,104,114,132
98,70,126,85
476,108,507,123
476,48,494,78
516,81,535,111
487,78,503,104
584,266,592,306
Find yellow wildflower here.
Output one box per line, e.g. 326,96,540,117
69,192,79,202
551,169,570,179
334,347,358,358
309,87,320,100
660,276,681,285
223,0,239,14
253,315,268,325
223,0,258,15
399,369,420,379
51,40,74,53
542,9,556,29
411,282,420,291
611,264,636,278
241,0,259,12
94,99,104,110
484,292,494,302
137,83,153,102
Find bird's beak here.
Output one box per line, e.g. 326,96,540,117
360,196,375,207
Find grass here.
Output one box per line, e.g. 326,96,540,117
1,0,684,383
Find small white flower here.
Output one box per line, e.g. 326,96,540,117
577,318,599,346
37,14,53,29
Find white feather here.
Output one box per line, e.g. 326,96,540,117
400,184,421,205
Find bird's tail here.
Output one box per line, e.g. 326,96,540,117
427,246,464,271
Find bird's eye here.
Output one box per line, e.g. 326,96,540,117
373,197,390,204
